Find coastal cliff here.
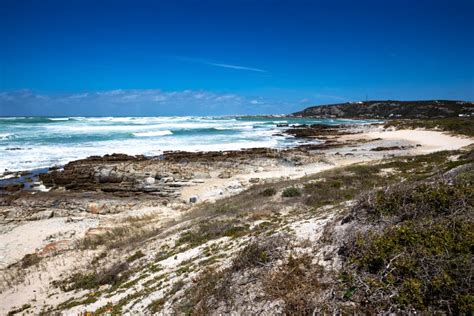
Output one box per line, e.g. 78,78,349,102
293,100,474,119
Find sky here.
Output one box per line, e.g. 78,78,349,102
0,0,473,116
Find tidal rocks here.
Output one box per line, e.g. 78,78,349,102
38,153,190,198
249,178,260,183
218,171,233,179
284,124,355,138
370,145,413,151
1,183,24,193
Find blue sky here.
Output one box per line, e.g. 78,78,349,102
1,0,473,116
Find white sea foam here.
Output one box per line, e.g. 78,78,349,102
133,130,173,137
0,116,372,173
0,133,12,140
49,118,70,121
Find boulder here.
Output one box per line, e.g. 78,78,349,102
144,177,156,185
218,171,232,179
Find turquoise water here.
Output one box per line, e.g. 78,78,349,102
0,116,373,172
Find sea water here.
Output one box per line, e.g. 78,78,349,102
0,116,372,173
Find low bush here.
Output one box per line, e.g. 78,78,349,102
176,267,232,315
80,226,160,250
353,181,473,222
340,180,474,313
232,236,287,272
176,219,250,248
54,263,130,291
127,250,145,263
264,254,327,314
7,304,31,316
282,187,302,197
20,253,42,268
260,188,277,196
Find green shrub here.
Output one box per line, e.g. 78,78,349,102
232,236,286,271
355,181,473,222
54,263,130,291
282,187,302,197
176,219,249,248
7,304,31,316
260,188,277,196
20,253,41,268
340,180,474,313
127,250,145,262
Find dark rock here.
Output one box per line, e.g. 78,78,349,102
1,183,24,192
370,146,412,151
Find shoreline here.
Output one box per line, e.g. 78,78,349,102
0,123,472,314
0,116,380,177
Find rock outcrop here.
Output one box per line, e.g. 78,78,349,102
293,100,474,119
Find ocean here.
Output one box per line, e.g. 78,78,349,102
0,116,372,173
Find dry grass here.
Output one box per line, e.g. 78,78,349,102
80,225,160,250
263,254,328,315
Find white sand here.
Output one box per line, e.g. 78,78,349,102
364,129,473,152
0,218,98,268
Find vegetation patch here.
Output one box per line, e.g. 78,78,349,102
282,187,302,197
384,117,474,137
176,267,232,315
7,304,31,316
54,263,131,292
20,253,42,268
127,250,145,263
354,181,472,222
260,187,277,196
80,226,160,250
339,179,474,314
232,236,287,272
264,254,328,314
175,235,289,315
176,219,250,248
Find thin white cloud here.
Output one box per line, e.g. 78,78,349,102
206,62,267,73
177,57,267,73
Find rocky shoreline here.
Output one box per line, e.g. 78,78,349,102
0,122,438,226
0,123,362,197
